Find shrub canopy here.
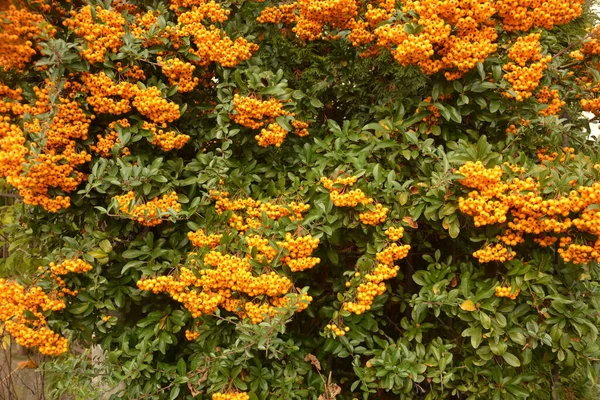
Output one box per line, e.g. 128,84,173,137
2,0,600,399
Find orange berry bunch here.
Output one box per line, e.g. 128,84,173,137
292,0,359,41
384,226,405,241
536,147,575,163
49,259,93,276
231,95,310,147
130,10,162,47
80,73,139,115
113,191,181,226
375,0,498,80
0,279,68,356
536,86,565,116
495,0,584,32
143,121,190,151
0,6,48,72
212,392,250,400
508,33,543,67
213,192,309,232
325,323,350,337
0,85,27,116
497,229,525,247
504,34,551,101
495,285,520,300
534,235,558,247
473,243,516,263
344,242,410,315
359,203,389,226
291,120,310,137
458,161,600,264
91,119,131,157
63,6,126,64
581,25,600,56
416,96,444,127
0,81,92,212
231,94,292,129
188,229,223,249
257,3,299,25
320,176,374,207
44,258,94,296
174,4,259,68
257,6,285,24
157,57,199,93
132,86,181,124
277,233,321,272
184,329,200,341
140,191,315,324
120,63,147,81
138,249,300,323
246,234,279,262
255,122,288,147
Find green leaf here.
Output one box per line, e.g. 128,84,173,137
69,303,89,315
88,249,108,259
310,98,323,108
169,386,180,400
502,352,521,367
99,240,113,253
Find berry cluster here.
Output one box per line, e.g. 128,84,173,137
458,160,600,264
581,25,600,56
495,285,520,300
132,86,181,124
343,242,410,315
158,57,199,93
231,95,310,147
49,259,93,276
536,86,565,116
80,73,138,115
277,233,321,272
90,119,131,157
143,121,190,151
473,243,516,263
292,0,358,41
44,258,94,296
63,6,126,64
359,203,389,226
212,191,310,233
188,229,223,249
320,176,374,207
245,234,279,262
504,34,551,101
291,120,310,137
325,323,350,337
257,0,582,81
536,147,575,163
255,122,288,147
140,189,315,324
212,393,250,400
495,0,584,32
384,226,405,241
231,94,292,129
130,10,162,48
174,4,259,68
113,191,181,226
138,248,308,323
257,3,298,25
0,279,68,356
0,6,49,72
185,329,200,341
0,81,92,211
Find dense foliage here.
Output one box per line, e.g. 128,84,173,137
2,0,600,399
